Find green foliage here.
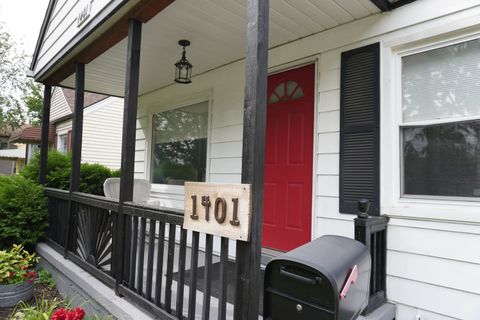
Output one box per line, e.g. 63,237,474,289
22,81,43,126
21,150,120,196
20,151,70,190
35,269,55,288
79,163,115,196
0,23,43,130
0,244,39,285
0,176,48,249
9,294,64,320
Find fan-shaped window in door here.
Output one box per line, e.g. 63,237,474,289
269,80,304,104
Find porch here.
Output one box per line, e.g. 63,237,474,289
32,0,415,319
41,187,388,319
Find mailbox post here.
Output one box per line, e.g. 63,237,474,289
354,199,389,314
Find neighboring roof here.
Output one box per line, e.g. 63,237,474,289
61,88,109,111
0,149,25,160
0,128,14,138
9,125,55,144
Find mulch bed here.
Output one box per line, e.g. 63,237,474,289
0,284,63,319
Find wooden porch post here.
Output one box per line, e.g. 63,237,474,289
235,0,269,318
39,84,52,185
64,62,85,257
115,19,142,295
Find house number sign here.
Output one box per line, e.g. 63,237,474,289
183,182,252,241
77,0,92,27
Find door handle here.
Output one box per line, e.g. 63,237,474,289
280,266,322,285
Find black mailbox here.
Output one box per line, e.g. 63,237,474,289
264,235,371,320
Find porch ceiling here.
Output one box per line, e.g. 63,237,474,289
60,0,380,97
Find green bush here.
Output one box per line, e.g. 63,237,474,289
21,151,119,196
0,176,48,250
79,163,115,196
21,151,71,190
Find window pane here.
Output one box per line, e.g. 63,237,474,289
403,120,480,197
402,39,480,122
151,102,208,185
58,135,68,154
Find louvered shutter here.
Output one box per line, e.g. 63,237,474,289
67,130,72,152
339,43,380,215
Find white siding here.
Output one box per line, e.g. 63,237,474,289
55,97,123,169
81,97,123,169
50,87,71,122
133,2,480,319
56,119,72,133
34,0,129,76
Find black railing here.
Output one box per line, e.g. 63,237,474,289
45,188,235,320
354,199,389,314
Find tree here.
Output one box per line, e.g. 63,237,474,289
0,23,43,130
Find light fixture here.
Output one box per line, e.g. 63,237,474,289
174,40,193,84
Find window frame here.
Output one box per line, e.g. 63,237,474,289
383,31,480,223
57,133,68,154
146,93,213,195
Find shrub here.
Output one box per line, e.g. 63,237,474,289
79,163,115,196
21,151,119,196
0,176,48,250
21,151,71,190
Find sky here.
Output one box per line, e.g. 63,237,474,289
0,0,50,59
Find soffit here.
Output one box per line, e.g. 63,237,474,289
60,0,380,97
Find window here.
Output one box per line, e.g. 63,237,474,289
151,101,208,185
0,138,8,149
58,134,68,154
269,81,304,104
401,38,480,198
27,144,39,163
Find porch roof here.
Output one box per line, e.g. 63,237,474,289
33,0,417,97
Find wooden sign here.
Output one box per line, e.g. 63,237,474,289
183,182,252,241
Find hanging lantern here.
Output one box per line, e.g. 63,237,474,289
174,40,193,84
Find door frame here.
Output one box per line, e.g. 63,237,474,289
265,57,319,247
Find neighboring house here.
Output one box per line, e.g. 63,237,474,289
30,1,480,319
0,127,28,175
0,148,25,175
9,124,55,163
49,87,124,169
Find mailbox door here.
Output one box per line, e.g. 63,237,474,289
264,261,336,311
265,290,335,320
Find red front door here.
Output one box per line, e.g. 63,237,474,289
263,64,315,252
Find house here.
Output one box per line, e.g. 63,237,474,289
49,87,124,169
31,0,480,319
9,124,55,163
0,126,31,175
0,148,25,175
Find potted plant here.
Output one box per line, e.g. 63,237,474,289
0,244,39,307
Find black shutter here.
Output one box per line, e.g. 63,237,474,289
340,43,380,215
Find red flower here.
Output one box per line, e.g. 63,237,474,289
24,271,37,283
72,307,85,320
50,307,85,320
51,308,68,320
8,271,15,278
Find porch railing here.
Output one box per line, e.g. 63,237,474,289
45,188,234,320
